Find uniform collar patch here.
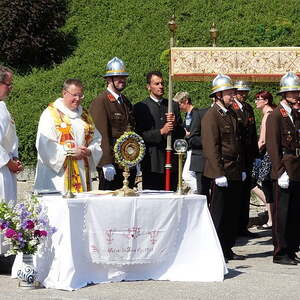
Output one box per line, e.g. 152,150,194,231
217,108,225,116
280,108,288,117
107,92,117,102
232,102,240,110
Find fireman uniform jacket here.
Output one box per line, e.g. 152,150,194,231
89,90,134,168
201,103,245,181
231,101,258,169
266,103,300,181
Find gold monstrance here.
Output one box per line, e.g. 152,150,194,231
113,130,146,196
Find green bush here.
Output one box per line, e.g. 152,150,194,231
0,0,69,69
5,0,300,165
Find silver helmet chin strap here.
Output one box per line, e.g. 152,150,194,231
215,93,226,108
111,77,126,92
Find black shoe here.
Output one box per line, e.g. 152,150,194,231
239,230,259,238
289,254,300,263
273,256,297,265
225,252,246,261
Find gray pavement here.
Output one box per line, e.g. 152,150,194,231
0,227,299,300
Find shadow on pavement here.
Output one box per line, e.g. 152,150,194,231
246,250,273,258
224,268,243,279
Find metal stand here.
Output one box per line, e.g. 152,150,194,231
175,152,185,195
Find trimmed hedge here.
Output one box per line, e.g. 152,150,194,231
6,0,300,165
0,0,69,69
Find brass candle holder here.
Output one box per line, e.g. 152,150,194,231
174,139,188,195
63,140,76,198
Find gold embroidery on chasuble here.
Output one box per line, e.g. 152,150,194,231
48,103,95,192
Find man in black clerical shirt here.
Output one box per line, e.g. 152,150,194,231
133,71,184,190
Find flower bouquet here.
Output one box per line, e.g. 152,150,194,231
0,195,55,288
0,196,55,255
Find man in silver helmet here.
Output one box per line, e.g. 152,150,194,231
266,72,300,265
232,81,259,238
89,57,135,190
201,74,246,261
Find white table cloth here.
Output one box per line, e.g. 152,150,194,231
12,193,227,290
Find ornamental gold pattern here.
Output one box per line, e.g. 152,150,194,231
114,131,146,168
171,47,300,82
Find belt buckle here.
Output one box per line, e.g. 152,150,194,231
296,148,300,157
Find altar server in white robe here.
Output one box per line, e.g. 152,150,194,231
0,66,23,270
34,79,102,193
0,66,23,202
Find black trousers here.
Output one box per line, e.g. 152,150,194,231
97,166,136,190
238,175,252,233
261,180,273,203
272,180,300,258
210,180,243,257
195,172,211,202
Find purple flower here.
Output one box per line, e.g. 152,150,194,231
17,232,23,242
5,228,18,239
34,230,41,237
25,220,35,229
40,230,48,237
50,227,57,234
0,222,9,230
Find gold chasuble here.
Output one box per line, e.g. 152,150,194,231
48,103,95,192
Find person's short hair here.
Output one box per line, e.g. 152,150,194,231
173,91,192,104
255,90,276,108
146,71,163,84
63,79,84,90
0,66,13,83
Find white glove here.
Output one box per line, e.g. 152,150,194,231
278,171,289,189
215,176,228,187
102,164,116,181
242,172,247,182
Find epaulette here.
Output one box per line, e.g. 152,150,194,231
280,108,288,117
107,93,116,103
232,102,240,110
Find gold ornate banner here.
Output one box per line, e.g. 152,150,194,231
171,47,300,82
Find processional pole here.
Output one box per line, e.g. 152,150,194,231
209,23,218,47
165,14,177,190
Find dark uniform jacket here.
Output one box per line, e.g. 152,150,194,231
201,103,245,180
89,90,134,167
185,107,209,173
266,104,300,181
133,97,184,174
231,101,258,170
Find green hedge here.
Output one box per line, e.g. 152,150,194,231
6,0,300,165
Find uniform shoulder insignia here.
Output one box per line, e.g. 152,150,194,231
107,93,116,102
232,102,240,110
280,108,288,117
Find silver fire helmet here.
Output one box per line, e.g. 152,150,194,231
234,80,251,91
277,72,300,95
209,74,236,98
103,57,129,78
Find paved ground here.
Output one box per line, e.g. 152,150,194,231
0,227,300,300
